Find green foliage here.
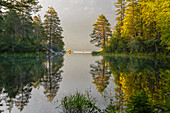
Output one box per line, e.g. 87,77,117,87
0,6,44,53
105,0,170,55
126,91,154,113
0,0,41,12
60,91,100,113
102,102,116,113
90,14,112,48
60,91,117,113
106,34,130,53
0,4,64,53
91,51,100,56
114,0,126,38
44,6,64,52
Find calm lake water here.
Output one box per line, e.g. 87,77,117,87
0,54,169,113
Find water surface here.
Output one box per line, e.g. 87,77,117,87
0,54,169,113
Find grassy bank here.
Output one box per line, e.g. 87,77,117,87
92,51,170,59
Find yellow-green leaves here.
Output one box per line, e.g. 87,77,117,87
90,14,112,48
107,0,169,54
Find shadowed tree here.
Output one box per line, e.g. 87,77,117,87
0,0,43,53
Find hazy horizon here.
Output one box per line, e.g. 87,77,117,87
38,0,116,51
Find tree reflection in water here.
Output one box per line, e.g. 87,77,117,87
0,55,64,112
41,56,63,102
0,55,169,112
90,57,111,93
91,56,169,112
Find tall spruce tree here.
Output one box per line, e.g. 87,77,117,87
90,14,112,49
0,6,2,39
115,0,126,38
121,0,138,38
33,15,44,42
44,7,64,52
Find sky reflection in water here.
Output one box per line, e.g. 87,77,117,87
0,54,169,113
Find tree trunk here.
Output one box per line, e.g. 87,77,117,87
49,15,52,54
103,33,105,48
103,25,106,48
132,0,136,37
21,19,25,39
49,57,52,95
102,60,105,77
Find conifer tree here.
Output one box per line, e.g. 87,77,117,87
90,14,112,48
121,0,138,38
114,0,126,38
18,0,41,39
44,7,64,52
33,15,44,42
0,8,2,38
0,0,41,12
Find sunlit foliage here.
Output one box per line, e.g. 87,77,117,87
44,7,64,52
105,0,170,55
90,14,112,49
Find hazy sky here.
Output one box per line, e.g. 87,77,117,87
38,0,117,51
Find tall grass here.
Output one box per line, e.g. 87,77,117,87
60,91,100,113
59,91,117,113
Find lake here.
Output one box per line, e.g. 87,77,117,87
0,54,169,113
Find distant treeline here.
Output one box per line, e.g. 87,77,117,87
0,0,64,53
91,0,170,56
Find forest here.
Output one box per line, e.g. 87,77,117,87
1,0,169,55
0,0,169,113
91,0,170,56
0,0,64,53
